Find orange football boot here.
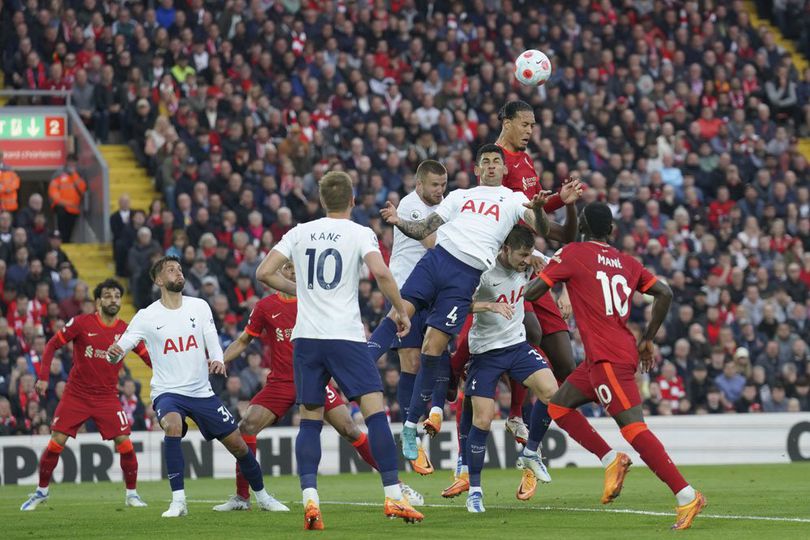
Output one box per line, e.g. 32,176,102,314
441,473,470,498
423,411,442,438
516,469,537,501
384,497,424,523
601,452,632,504
672,492,707,530
303,500,324,530
410,445,434,475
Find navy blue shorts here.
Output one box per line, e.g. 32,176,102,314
294,338,383,405
399,246,483,336
153,393,237,441
465,342,549,399
393,307,428,350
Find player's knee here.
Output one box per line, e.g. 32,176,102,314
51,432,69,447
239,418,260,437
160,414,183,436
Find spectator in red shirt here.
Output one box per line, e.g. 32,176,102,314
657,361,687,410
708,186,735,229
696,106,724,140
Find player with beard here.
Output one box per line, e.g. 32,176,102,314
22,279,152,511
107,256,288,517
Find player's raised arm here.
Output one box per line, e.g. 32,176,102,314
522,190,552,237
381,201,445,240
256,250,296,295
638,279,673,373
364,250,411,338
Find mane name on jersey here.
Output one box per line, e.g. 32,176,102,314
310,231,342,242
598,254,623,269
496,285,525,304
163,335,199,354
460,199,500,221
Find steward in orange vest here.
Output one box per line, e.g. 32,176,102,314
0,151,20,212
48,159,87,241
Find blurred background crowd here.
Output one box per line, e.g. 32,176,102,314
1,0,810,437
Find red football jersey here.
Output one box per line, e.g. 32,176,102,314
498,143,541,198
539,241,658,365
245,294,296,383
56,314,135,398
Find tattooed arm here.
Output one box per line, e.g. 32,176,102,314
381,202,446,240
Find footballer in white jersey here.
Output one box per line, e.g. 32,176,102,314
107,256,288,518
117,295,221,401
462,226,560,510
256,170,424,526
379,144,555,461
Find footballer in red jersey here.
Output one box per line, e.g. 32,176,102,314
213,261,423,511
21,279,152,511
525,202,705,530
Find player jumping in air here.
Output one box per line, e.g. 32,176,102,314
460,226,559,513
256,171,423,530
379,144,580,462
21,279,151,511
213,260,423,511
107,257,288,518
367,159,449,475
524,202,706,530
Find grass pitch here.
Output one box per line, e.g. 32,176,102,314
3,463,809,539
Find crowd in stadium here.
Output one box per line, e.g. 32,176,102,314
2,0,810,437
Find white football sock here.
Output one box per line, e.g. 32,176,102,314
384,483,403,500
126,489,138,497
172,489,186,502
600,450,618,468
404,421,418,429
429,406,443,417
302,488,319,506
38,486,49,496
460,465,469,475
469,486,483,495
675,485,697,507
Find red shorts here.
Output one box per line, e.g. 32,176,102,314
51,391,131,440
529,294,569,335
566,360,641,416
250,379,345,419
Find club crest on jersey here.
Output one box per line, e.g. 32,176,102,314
410,210,422,220
163,335,199,354
190,317,196,328
460,199,500,221
496,286,525,305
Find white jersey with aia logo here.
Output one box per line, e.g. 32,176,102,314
469,261,532,354
434,185,529,271
390,191,439,288
117,296,223,401
272,217,380,342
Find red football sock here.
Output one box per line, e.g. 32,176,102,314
549,403,612,459
352,432,378,470
509,379,528,418
236,435,257,499
621,423,688,495
39,439,64,489
116,439,138,490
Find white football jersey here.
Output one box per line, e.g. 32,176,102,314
468,260,532,354
273,217,380,342
389,191,438,287
435,185,529,271
117,296,223,401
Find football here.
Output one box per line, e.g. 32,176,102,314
514,49,552,86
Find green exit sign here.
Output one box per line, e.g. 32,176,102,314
0,114,66,140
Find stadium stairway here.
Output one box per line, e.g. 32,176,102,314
60,145,160,392
742,1,810,161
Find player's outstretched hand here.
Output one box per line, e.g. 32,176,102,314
638,339,657,373
380,201,399,225
106,343,124,364
394,310,411,338
35,380,48,396
523,190,553,211
560,177,584,204
488,302,515,320
529,254,547,273
209,360,226,376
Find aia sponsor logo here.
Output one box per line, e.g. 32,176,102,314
163,335,199,354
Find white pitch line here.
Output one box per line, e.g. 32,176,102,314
188,500,810,524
